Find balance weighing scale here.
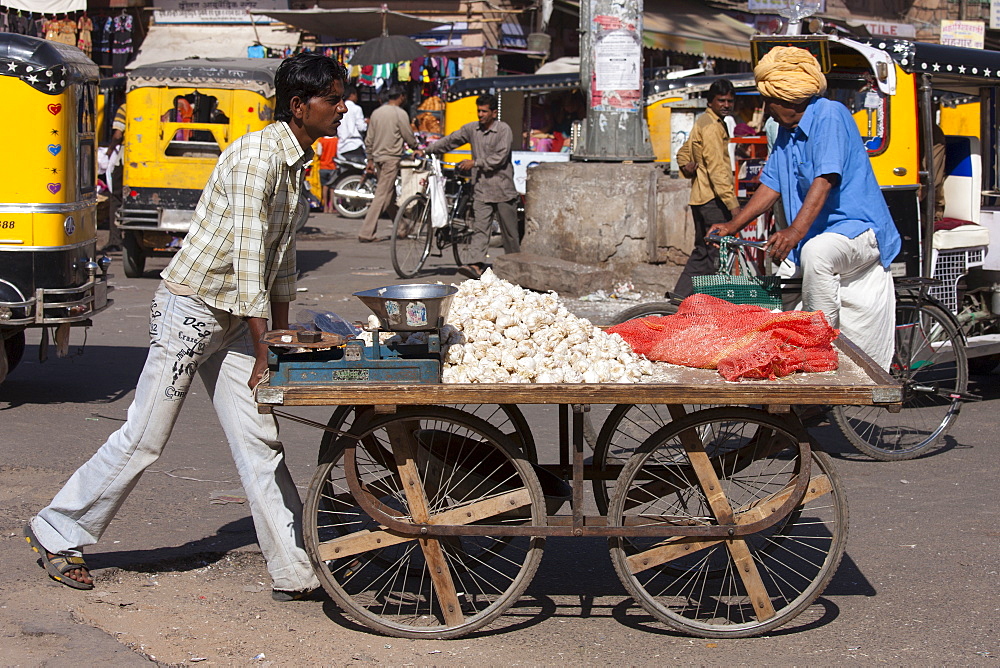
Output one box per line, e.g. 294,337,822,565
265,283,457,386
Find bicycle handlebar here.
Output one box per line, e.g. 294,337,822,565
705,233,768,249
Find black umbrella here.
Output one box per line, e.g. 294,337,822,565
350,34,428,66
249,7,447,42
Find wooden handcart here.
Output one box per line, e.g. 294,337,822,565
256,338,900,640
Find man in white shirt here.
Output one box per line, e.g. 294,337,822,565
337,85,366,164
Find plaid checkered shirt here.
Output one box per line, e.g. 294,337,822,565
161,122,310,319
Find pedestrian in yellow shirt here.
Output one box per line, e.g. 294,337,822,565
672,78,740,298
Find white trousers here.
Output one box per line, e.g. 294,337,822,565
31,283,320,592
778,229,895,370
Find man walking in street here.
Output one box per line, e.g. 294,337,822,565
672,78,740,298
421,93,519,278
24,53,348,601
337,84,366,164
358,85,419,242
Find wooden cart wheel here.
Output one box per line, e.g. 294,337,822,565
318,403,537,464
607,407,848,638
304,406,546,639
832,299,968,461
591,403,713,515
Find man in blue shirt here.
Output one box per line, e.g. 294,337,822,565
710,46,900,369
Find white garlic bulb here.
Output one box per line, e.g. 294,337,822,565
442,268,655,384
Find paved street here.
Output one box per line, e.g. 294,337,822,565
1,212,997,665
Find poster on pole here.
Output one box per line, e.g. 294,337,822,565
590,14,642,113
594,31,641,92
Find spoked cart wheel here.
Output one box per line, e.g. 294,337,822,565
303,406,546,639
608,407,848,638
832,298,968,461
592,403,712,514
317,403,537,464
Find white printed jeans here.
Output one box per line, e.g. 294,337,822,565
31,283,320,593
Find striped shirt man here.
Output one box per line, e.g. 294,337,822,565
162,121,309,318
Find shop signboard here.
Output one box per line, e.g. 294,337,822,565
861,21,916,38
154,0,287,25
747,0,825,12
992,0,1000,31
940,20,985,49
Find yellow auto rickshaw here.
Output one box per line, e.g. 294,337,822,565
0,34,112,384
443,73,582,195
117,58,280,277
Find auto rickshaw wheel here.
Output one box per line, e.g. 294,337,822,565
2,329,25,376
122,231,146,278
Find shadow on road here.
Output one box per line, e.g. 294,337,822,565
0,345,148,409
298,249,338,276
85,516,258,573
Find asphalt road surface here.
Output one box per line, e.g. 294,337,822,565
1,212,996,665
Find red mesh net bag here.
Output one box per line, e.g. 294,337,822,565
607,294,840,381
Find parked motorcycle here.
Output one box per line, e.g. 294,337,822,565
331,157,376,219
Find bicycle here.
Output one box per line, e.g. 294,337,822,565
605,235,971,462
390,156,480,279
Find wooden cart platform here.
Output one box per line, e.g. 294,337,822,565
257,338,902,409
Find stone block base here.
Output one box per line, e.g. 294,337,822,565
493,252,615,297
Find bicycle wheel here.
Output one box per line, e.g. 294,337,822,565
832,299,968,461
451,196,476,268
608,407,848,638
317,403,537,464
304,406,546,639
332,173,375,219
391,194,432,279
610,301,679,325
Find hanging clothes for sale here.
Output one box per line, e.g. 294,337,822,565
95,16,113,69
77,15,93,57
111,13,133,77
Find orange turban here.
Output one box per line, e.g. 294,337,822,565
754,46,827,102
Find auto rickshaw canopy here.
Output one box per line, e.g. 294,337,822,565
445,73,581,103
126,58,281,97
0,32,97,95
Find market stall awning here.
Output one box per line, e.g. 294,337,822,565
427,44,547,59
127,24,301,71
642,0,754,62
555,0,753,63
248,7,449,41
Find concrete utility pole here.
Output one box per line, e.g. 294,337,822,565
575,0,654,161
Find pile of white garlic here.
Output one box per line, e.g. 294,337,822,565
439,269,654,384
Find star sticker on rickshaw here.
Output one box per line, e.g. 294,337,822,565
932,63,940,71
50,129,59,136
46,81,56,91
893,43,907,53
49,168,58,174
986,68,993,77
959,65,967,74
6,62,17,72
26,74,38,84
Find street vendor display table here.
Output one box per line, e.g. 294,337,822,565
256,337,900,640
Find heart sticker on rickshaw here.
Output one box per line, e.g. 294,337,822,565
47,183,61,194
47,103,62,115
48,144,61,156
